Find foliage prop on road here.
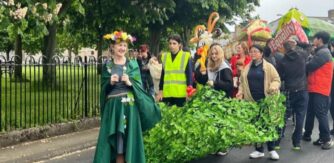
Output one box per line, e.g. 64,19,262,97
144,86,286,163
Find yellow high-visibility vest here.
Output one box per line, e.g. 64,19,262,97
162,50,190,98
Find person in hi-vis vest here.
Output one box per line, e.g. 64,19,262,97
156,34,193,107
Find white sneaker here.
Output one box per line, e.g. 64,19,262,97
269,150,279,160
216,151,228,156
249,151,265,159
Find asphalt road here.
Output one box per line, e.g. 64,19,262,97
43,119,334,163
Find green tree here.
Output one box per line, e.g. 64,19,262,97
0,1,61,81
56,19,85,62
40,0,84,83
64,0,176,74
0,31,13,61
154,0,260,53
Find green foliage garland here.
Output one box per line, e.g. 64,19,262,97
144,86,286,163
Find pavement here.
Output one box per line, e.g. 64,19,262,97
1,119,334,163
0,128,98,163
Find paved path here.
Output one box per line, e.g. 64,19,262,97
39,119,334,163
1,118,333,163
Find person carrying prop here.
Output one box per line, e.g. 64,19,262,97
94,30,161,163
195,43,233,98
190,12,229,91
236,44,281,160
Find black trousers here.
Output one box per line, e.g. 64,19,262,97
255,142,275,152
163,97,186,107
330,81,334,129
304,93,331,142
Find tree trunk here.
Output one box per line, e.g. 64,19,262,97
181,26,191,51
148,24,163,56
14,35,23,81
42,24,57,84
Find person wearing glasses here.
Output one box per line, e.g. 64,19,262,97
236,44,281,160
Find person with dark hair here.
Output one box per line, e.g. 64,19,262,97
303,31,334,150
137,44,154,96
329,40,334,57
263,39,284,68
156,34,193,107
276,39,308,150
236,44,281,160
263,40,277,67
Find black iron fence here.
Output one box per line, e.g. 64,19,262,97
0,55,102,132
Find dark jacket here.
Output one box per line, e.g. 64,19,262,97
276,49,308,92
137,56,154,90
194,61,233,97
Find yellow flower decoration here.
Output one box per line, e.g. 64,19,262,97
103,31,136,43
103,34,112,40
121,32,128,41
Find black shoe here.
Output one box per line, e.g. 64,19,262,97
313,138,324,146
321,139,333,150
302,135,311,142
330,129,334,136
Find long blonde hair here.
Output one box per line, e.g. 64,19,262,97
208,44,225,72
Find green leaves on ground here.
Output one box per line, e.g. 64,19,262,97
144,86,286,163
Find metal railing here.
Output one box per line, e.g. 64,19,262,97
0,55,102,132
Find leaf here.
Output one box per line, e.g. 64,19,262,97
7,24,17,41
72,0,85,15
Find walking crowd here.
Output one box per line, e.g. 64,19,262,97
94,30,334,163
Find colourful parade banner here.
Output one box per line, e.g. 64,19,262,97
269,20,309,52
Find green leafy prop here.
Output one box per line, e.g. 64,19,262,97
144,86,286,163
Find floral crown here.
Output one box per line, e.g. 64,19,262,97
103,31,136,44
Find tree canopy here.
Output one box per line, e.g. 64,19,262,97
0,0,259,80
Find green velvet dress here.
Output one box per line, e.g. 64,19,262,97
94,59,161,163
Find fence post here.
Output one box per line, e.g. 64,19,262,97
84,56,88,117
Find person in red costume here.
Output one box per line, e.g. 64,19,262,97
230,41,252,97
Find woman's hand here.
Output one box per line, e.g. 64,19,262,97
269,85,279,94
156,91,163,101
110,74,119,85
236,92,243,100
207,80,214,87
121,74,132,86
200,70,207,75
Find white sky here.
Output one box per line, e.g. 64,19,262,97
253,0,334,22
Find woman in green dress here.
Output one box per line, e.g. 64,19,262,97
94,31,161,163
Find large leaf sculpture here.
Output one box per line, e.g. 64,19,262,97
144,86,286,163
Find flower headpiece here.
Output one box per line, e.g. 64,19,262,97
103,31,136,44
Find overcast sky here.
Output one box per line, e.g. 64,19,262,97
253,0,334,22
